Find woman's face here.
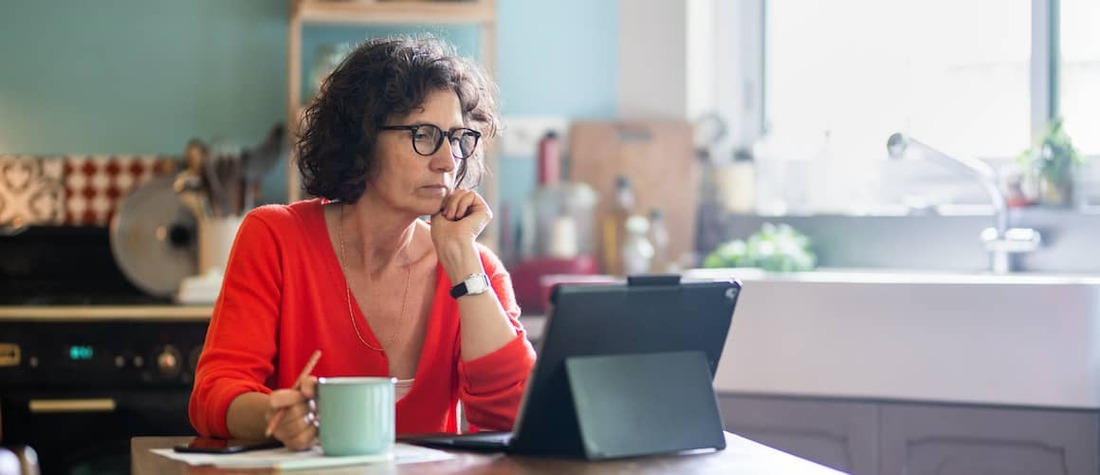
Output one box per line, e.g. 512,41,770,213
366,88,466,216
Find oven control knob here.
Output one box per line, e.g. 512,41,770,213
156,345,182,378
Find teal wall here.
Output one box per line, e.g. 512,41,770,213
0,1,285,154
495,0,617,221
0,0,617,204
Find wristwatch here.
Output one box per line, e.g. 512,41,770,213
451,273,491,299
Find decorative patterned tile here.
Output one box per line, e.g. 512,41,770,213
62,156,178,226
0,155,180,227
0,155,66,226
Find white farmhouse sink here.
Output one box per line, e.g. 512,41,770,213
685,268,1100,409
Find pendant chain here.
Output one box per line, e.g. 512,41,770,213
338,205,412,352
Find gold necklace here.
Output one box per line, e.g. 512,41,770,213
337,205,412,352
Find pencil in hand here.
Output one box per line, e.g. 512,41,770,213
264,349,322,438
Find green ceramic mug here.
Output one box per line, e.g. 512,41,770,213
316,377,396,456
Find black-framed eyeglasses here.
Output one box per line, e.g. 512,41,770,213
380,124,481,159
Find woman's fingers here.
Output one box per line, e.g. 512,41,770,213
432,190,492,246
279,409,317,450
299,376,318,399
441,189,475,221
268,388,317,451
441,190,492,222
273,401,317,450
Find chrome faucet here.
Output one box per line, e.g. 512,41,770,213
886,133,1041,273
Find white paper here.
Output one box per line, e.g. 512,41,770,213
151,443,454,471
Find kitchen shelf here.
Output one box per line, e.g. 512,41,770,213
286,0,499,249
295,1,494,25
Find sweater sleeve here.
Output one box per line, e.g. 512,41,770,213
456,247,537,431
188,210,284,438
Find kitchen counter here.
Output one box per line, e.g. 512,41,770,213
686,268,1100,409
0,305,214,320
0,304,546,331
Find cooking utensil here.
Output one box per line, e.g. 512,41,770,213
203,142,243,217
174,138,210,219
110,175,198,297
241,124,287,210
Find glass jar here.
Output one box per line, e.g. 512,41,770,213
620,215,654,276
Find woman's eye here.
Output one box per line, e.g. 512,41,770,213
413,133,431,141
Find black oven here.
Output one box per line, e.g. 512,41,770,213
1,226,210,475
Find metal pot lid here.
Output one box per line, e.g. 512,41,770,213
110,175,198,297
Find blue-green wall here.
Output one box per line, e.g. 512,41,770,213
0,0,617,204
0,1,285,154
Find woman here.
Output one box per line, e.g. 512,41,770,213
188,35,536,450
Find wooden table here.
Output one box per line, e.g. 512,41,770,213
132,433,846,474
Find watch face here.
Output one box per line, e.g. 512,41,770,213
467,274,490,294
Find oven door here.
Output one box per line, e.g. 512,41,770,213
2,388,193,475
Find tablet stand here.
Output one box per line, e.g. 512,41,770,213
561,350,726,460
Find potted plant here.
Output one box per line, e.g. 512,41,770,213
1017,117,1085,207
702,222,816,272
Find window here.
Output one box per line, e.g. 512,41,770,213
1060,0,1100,155
736,0,1098,211
763,0,1032,162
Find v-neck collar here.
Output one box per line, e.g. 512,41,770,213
309,199,451,390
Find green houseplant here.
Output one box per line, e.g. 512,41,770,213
1017,117,1084,207
702,222,816,272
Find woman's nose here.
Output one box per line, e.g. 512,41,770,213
430,140,458,172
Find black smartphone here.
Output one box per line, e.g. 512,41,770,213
173,437,283,454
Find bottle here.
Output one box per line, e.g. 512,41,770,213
547,213,579,259
537,131,561,187
647,208,670,272
521,131,564,261
520,132,598,262
719,147,756,213
811,128,848,214
601,176,634,275
751,134,788,215
620,215,654,276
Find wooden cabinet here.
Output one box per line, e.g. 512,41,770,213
719,394,878,475
719,393,1100,475
879,403,1098,475
285,0,499,247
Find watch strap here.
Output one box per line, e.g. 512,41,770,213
450,280,470,299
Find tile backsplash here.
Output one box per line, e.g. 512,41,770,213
0,155,178,227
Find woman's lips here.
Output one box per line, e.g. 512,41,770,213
422,184,449,195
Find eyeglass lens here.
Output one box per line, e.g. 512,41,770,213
412,125,478,158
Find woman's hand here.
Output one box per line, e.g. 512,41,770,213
266,376,318,451
431,189,493,247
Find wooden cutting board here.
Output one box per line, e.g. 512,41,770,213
568,120,698,274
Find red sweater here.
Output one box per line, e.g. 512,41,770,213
188,199,536,438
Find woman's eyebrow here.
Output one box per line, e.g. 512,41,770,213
407,121,469,132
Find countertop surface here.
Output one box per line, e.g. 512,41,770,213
0,305,548,330
702,268,1100,409
0,304,215,320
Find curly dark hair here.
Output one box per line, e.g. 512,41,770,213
296,34,500,203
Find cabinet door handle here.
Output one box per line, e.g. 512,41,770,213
29,398,117,413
